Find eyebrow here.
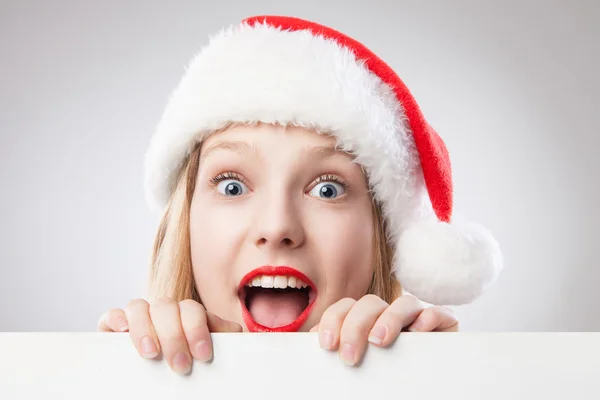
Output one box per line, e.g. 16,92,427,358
199,140,354,164
200,141,256,164
304,145,356,162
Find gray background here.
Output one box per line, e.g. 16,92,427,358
1,0,598,332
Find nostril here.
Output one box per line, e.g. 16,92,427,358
255,237,296,247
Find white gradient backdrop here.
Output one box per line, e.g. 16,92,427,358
1,0,598,332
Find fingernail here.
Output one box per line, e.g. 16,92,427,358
116,318,129,332
409,320,424,332
194,340,212,362
172,352,191,375
319,330,334,349
368,324,387,345
140,336,158,358
340,343,356,366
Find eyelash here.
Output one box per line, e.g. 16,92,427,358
210,172,246,185
209,172,348,191
312,174,349,190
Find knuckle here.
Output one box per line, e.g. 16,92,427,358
153,296,177,307
434,305,457,321
401,293,422,307
125,298,148,312
104,308,127,331
423,306,439,317
124,299,149,321
384,307,404,322
360,294,387,307
415,308,434,324
338,297,357,308
150,297,178,313
429,306,442,314
435,305,452,314
107,308,125,320
385,295,422,322
178,299,204,312
179,300,208,325
321,299,354,326
418,306,448,327
340,316,367,335
398,294,424,313
321,312,344,328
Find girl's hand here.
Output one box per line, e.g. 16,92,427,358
97,298,242,375
309,294,458,366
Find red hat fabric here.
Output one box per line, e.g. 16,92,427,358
144,15,503,305
244,15,453,223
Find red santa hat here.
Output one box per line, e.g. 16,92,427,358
144,15,503,306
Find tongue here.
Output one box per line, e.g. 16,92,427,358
248,290,308,328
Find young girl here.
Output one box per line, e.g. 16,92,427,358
97,15,503,375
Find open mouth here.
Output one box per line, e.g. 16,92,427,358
238,266,317,332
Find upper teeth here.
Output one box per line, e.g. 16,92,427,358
246,275,309,289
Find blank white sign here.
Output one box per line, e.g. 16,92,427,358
1,332,599,399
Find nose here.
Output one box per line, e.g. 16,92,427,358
252,191,305,250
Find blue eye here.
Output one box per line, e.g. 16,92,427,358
309,182,346,199
217,179,248,196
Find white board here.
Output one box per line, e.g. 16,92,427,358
1,332,599,399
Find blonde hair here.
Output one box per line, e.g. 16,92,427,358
147,137,401,304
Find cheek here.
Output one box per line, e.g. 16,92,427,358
308,204,374,296
190,198,248,262
189,197,248,309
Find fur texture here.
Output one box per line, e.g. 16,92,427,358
144,18,503,305
397,218,503,305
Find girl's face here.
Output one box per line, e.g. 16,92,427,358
189,124,375,332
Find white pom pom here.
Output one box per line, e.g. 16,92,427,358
395,218,503,305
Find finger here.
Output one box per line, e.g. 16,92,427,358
97,308,128,332
206,312,243,332
338,295,389,366
149,297,193,375
317,297,357,351
367,295,424,347
309,323,319,333
179,300,213,362
407,306,459,332
124,298,161,359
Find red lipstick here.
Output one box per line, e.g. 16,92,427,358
238,266,317,333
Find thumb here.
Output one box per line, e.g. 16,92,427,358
206,311,243,332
